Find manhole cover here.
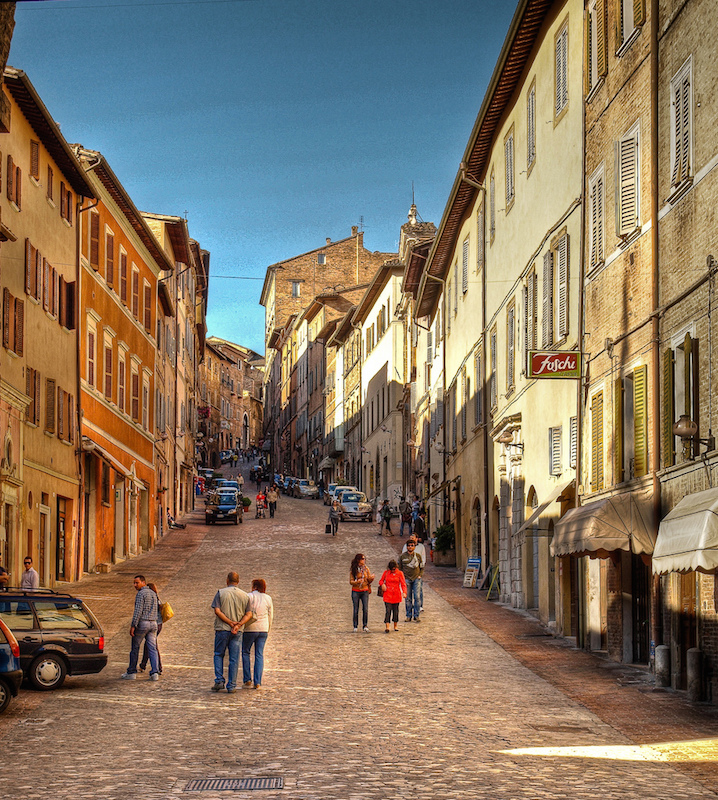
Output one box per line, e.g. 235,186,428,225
185,777,283,792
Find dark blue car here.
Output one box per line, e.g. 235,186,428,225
0,618,23,713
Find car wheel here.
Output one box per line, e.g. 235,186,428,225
0,678,11,714
30,653,67,691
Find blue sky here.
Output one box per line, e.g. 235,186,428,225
9,0,515,354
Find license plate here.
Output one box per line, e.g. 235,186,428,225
217,514,225,518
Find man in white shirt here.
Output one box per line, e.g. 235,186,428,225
20,556,39,589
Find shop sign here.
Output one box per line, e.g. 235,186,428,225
528,350,581,379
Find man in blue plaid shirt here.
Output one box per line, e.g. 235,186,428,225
121,575,160,680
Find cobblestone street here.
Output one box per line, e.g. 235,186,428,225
4,475,718,799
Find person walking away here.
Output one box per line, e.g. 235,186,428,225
349,553,374,632
266,485,279,518
399,540,424,622
329,499,341,536
140,583,164,674
399,497,412,537
378,560,406,632
380,499,393,536
238,472,244,492
402,535,427,612
20,556,39,589
211,571,252,693
317,476,325,500
0,561,8,587
413,510,426,541
242,578,274,689
121,575,160,680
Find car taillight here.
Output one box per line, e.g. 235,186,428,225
98,636,104,651
10,640,19,658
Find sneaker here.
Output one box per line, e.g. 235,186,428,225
120,672,136,680
353,627,358,633
253,684,261,689
226,687,236,694
414,617,421,623
405,617,411,622
149,673,159,681
243,681,253,688
384,629,390,634
394,627,400,631
211,682,225,692
363,627,370,632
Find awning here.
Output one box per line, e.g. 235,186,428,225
318,457,335,470
516,479,574,536
551,489,655,558
653,487,718,574
81,436,132,479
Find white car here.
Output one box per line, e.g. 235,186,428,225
330,485,357,505
339,491,373,522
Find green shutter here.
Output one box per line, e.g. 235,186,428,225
614,377,624,484
633,365,648,477
597,0,608,77
683,333,693,416
592,392,604,491
633,0,645,27
662,348,675,467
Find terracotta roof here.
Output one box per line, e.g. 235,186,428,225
352,262,404,325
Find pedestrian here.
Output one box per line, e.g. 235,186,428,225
266,484,279,518
20,556,39,589
211,571,253,693
413,509,426,540
121,574,161,680
398,540,424,622
399,497,412,537
402,535,427,612
329,499,341,536
242,578,274,689
411,496,420,524
238,472,244,491
255,487,267,518
375,504,383,535
0,561,9,587
317,476,325,500
140,583,164,674
349,553,374,632
380,499,393,535
378,559,406,633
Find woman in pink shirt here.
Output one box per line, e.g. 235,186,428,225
378,559,406,633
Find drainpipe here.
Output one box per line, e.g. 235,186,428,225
424,272,447,527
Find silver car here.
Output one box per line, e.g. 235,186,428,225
339,491,373,522
293,479,319,499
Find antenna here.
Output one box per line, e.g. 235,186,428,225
359,215,364,231
412,181,415,205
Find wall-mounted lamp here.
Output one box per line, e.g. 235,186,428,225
673,414,715,458
498,430,524,452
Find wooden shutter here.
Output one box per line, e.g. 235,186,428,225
462,238,469,293
591,391,604,491
132,271,139,318
120,253,128,301
45,378,56,433
47,165,53,201
132,371,140,420
58,276,66,328
633,365,648,477
57,386,64,441
523,282,529,372
527,87,536,165
584,12,592,96
542,250,554,346
68,393,74,444
477,203,485,271
42,259,50,311
65,280,75,330
507,304,515,389
662,347,675,467
6,155,13,202
617,131,638,235
614,377,624,483
550,427,562,476
597,0,608,77
557,234,569,337
633,0,645,27
2,288,10,348
35,247,42,301
14,298,23,356
106,233,114,287
30,140,39,179
65,188,73,225
90,213,100,269
14,166,21,209
461,368,467,440
26,368,34,422
105,345,112,398
25,239,32,295
60,181,66,219
52,269,59,317
87,331,95,386
570,416,578,468
683,333,692,415
34,370,41,425
118,359,125,411
144,284,152,330
474,351,482,425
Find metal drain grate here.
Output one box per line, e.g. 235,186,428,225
185,777,284,792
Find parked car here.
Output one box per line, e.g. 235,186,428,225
216,479,240,492
0,589,107,691
323,483,338,505
219,450,233,464
0,618,22,713
205,489,242,524
293,479,319,499
339,491,373,522
330,485,358,505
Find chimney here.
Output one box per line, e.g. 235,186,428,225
351,226,358,236
326,238,331,245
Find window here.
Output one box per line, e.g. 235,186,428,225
2,289,24,356
586,0,608,94
119,250,128,302
105,231,115,288
542,250,554,347
45,377,56,434
524,269,538,371
507,302,515,392
614,365,648,482
89,212,100,270
588,166,605,271
87,325,96,387
527,83,536,170
46,165,54,202
118,352,126,413
104,336,113,400
474,350,483,426
6,154,21,208
462,238,469,294
59,181,72,224
101,462,111,505
451,382,457,452
30,140,40,180
618,0,645,50
454,261,459,314
142,373,150,430
549,426,562,476
490,328,497,410
590,391,604,491
556,233,569,339
504,128,515,207
25,367,41,426
131,267,140,318
35,601,92,630
555,22,569,118
143,281,152,332
291,281,301,298
0,600,33,631
57,386,74,444
616,123,640,237
663,332,697,466
461,367,468,441
477,201,485,273
670,57,692,191
131,367,140,421
489,170,496,242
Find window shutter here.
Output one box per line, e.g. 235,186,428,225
490,331,497,409
6,155,13,202
542,250,554,346
584,13,592,96
52,269,59,317
427,329,433,364
15,166,21,210
557,234,569,337
680,74,691,181
461,368,467,440
65,189,73,226
452,384,457,451
65,280,75,330
42,259,50,311
132,271,139,318
25,239,33,296
106,233,114,287
633,365,648,477
57,386,64,440
34,370,41,425
662,348,675,467
35,248,42,301
682,332,693,415
597,0,608,77
614,377,624,483
30,140,39,179
474,351,482,425
58,276,66,328
26,368,34,422
477,204,485,272
105,346,112,398
462,239,469,294
47,165,53,201
550,427,562,476
527,88,536,166
2,288,10,349
118,360,125,411
132,372,140,420
507,305,515,389
60,181,66,219
68,393,74,444
88,331,95,386
90,213,100,269
523,282,529,372
144,284,152,330
633,0,645,27
570,416,578,468
617,131,638,235
120,253,128,301
45,378,56,433
14,298,23,356
591,391,604,491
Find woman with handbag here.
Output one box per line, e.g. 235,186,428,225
378,559,407,633
242,578,274,689
349,554,374,632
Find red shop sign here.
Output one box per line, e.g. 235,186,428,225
528,350,581,379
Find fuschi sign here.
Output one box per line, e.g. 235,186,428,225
528,351,581,379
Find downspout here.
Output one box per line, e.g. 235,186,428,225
351,321,363,492
424,272,447,525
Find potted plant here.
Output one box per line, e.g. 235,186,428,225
241,496,252,513
432,522,456,566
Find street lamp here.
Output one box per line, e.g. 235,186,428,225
673,414,715,459
498,429,524,452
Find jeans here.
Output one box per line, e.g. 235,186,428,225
140,625,162,672
405,577,422,619
128,621,159,675
242,631,268,686
269,501,276,518
214,629,242,689
400,517,412,537
351,591,369,628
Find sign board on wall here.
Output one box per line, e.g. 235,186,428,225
528,351,581,379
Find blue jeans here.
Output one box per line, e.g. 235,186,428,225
214,629,242,689
351,590,369,628
128,621,159,675
242,631,268,686
400,517,412,537
405,577,422,619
